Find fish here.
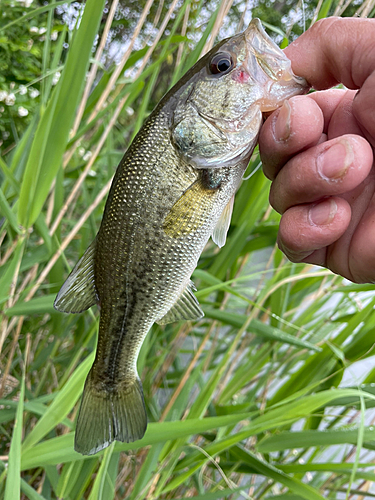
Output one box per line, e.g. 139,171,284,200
54,18,308,455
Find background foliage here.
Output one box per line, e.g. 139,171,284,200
1,0,375,499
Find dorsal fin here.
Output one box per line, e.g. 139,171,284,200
54,239,98,313
157,281,204,325
211,194,234,248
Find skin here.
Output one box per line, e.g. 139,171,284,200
259,17,375,283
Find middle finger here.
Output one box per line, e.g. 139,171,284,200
270,134,373,214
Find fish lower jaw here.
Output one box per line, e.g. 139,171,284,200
259,79,310,112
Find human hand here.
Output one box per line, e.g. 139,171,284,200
259,17,375,283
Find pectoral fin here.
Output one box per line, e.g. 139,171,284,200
163,179,218,238
54,239,98,313
157,281,204,325
211,195,234,248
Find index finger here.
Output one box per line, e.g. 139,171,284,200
284,17,375,143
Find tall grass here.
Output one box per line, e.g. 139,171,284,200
1,0,375,499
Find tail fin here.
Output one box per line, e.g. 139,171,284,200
74,371,147,455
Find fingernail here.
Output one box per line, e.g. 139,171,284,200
309,199,337,226
317,139,353,180
274,100,291,141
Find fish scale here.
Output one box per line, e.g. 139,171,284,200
94,109,208,382
54,18,308,455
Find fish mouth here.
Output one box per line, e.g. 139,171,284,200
243,18,310,111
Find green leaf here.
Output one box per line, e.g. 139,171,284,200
88,443,116,500
232,446,326,500
0,239,25,305
176,389,375,472
20,479,47,500
21,411,255,469
257,426,375,453
169,487,244,500
0,185,21,234
17,0,107,227
317,0,334,20
55,460,84,498
4,294,56,316
22,352,95,451
202,307,320,351
4,366,25,500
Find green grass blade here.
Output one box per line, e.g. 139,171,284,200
169,487,244,500
17,0,106,227
0,186,21,234
55,460,84,498
317,0,334,20
88,443,115,500
20,478,47,500
21,412,255,469
0,239,25,305
4,294,56,316
129,443,164,500
258,426,375,453
22,352,95,451
4,371,25,500
232,446,326,500
202,307,320,351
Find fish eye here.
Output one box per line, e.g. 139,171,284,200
209,52,234,75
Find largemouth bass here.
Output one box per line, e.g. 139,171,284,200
54,19,308,455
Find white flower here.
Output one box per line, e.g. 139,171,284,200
78,147,85,157
83,151,92,161
39,27,47,35
19,85,27,95
50,31,58,41
52,71,61,86
29,88,39,99
15,0,33,6
30,26,39,33
126,107,134,116
18,106,29,117
0,91,8,101
5,93,15,106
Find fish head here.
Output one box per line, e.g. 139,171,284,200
171,18,309,169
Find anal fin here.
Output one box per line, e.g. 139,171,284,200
157,281,204,325
54,239,98,313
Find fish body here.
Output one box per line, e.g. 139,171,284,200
54,19,308,455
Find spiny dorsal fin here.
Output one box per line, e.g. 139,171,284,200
54,239,98,313
163,179,218,238
157,281,204,325
211,194,234,248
